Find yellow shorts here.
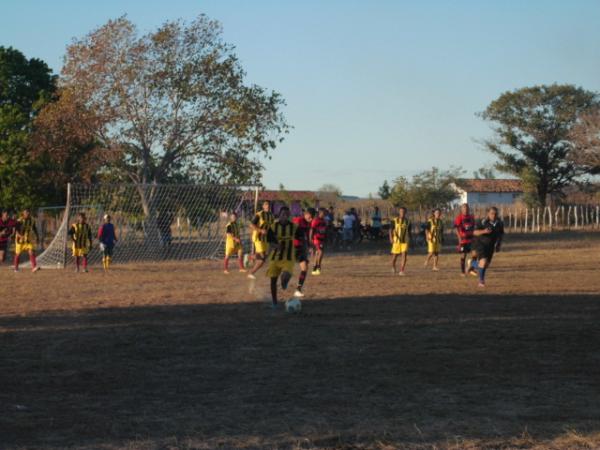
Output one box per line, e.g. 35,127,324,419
15,242,34,254
72,245,89,257
391,242,408,255
266,259,294,278
253,240,269,255
225,241,242,257
427,241,442,254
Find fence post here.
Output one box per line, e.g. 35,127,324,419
524,208,528,232
574,206,579,229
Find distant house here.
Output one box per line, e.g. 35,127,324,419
451,179,524,205
242,190,319,216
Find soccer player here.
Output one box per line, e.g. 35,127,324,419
471,207,504,287
98,214,118,271
424,208,444,271
247,201,274,280
265,206,303,308
0,210,16,265
390,207,411,276
13,209,40,272
292,208,314,297
69,213,93,273
453,203,476,276
311,207,328,275
224,211,245,274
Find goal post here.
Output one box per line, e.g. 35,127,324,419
32,183,260,269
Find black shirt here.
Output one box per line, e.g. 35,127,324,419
474,218,504,247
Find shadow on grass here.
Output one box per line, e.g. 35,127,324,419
1,293,600,449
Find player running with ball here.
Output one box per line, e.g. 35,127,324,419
471,207,504,287
265,206,303,309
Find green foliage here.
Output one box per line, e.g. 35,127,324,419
472,166,496,179
378,180,391,200
389,167,463,209
0,46,56,210
480,84,600,206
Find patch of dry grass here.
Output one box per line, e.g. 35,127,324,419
1,231,599,449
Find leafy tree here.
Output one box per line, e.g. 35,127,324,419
0,46,56,209
36,16,289,214
378,180,391,199
480,84,599,206
570,110,600,174
389,167,462,209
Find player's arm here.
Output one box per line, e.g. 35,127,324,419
425,221,432,241
68,225,76,241
97,226,103,241
388,224,394,243
495,222,505,251
250,214,260,233
473,221,491,236
453,217,462,242
87,226,93,247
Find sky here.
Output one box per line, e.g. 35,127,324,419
2,0,600,196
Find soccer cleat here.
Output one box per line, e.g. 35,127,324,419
432,267,440,272
398,271,406,276
293,289,305,298
83,268,89,273
13,267,19,273
31,267,40,273
239,269,247,273
75,268,80,273
223,270,230,275
469,269,478,277
391,268,397,275
478,281,485,288
247,273,256,280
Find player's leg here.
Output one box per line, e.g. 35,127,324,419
82,252,89,272
459,250,467,276
0,242,6,264
223,255,230,273
237,248,246,272
270,277,278,306
432,251,439,271
29,249,39,272
316,245,324,271
477,257,489,287
424,247,433,267
400,251,407,275
295,257,308,297
13,246,21,272
391,253,398,274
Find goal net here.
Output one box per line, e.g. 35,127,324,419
33,183,260,269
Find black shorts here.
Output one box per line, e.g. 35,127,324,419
0,241,7,251
458,243,472,254
473,242,495,262
295,246,309,263
102,244,114,257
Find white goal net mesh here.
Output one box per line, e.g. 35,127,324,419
34,183,259,268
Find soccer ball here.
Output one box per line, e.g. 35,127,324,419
285,298,302,313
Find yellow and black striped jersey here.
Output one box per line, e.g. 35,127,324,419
69,223,93,249
252,211,274,243
391,217,411,244
226,221,241,239
267,221,302,261
426,218,444,243
16,217,38,244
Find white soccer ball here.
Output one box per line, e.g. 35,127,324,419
285,298,302,313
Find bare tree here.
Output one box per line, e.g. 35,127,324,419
570,110,600,174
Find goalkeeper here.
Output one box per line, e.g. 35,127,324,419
98,214,118,271
69,213,93,273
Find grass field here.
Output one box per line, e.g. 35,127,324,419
2,231,600,449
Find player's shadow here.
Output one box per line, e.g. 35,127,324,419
1,293,599,449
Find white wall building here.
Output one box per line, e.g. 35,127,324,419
451,179,523,206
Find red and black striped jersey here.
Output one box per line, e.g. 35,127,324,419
453,214,475,245
311,217,328,242
292,216,310,248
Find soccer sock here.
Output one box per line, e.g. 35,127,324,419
76,256,80,270
478,267,487,282
83,256,88,270
238,256,244,269
270,277,278,305
224,257,229,271
29,253,36,269
297,270,307,289
107,256,111,269
460,257,465,273
14,254,19,270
